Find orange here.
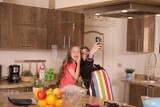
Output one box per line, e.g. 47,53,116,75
55,99,63,107
46,94,56,105
37,99,46,107
46,104,55,107
52,88,62,96
46,88,53,95
34,88,42,99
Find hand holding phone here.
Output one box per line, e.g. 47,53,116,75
95,37,101,43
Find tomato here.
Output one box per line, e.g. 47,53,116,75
37,90,47,100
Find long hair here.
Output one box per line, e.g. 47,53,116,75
56,47,74,86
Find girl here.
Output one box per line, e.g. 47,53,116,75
58,46,81,89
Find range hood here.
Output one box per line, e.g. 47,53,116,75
84,2,160,18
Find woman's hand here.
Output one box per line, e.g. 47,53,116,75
89,42,102,58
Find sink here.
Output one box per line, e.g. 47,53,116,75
142,80,160,84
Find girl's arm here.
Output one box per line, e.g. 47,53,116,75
69,53,81,80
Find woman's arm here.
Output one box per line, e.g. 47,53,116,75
89,42,102,58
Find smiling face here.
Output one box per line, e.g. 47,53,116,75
71,46,80,61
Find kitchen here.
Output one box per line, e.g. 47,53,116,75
0,0,160,107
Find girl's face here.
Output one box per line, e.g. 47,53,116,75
71,46,80,61
81,49,90,61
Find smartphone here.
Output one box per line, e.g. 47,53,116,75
95,37,101,42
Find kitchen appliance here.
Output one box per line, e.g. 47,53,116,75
8,65,20,83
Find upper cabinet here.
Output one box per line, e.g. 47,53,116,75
0,3,84,50
127,15,155,52
0,3,48,49
53,10,84,49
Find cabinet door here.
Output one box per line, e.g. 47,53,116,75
18,27,47,49
13,4,36,27
47,9,55,49
35,8,48,28
54,10,69,49
129,84,147,107
127,16,144,52
127,16,155,52
0,3,2,46
54,10,84,50
153,87,160,97
73,13,84,47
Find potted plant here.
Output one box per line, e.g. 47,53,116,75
125,68,135,80
21,70,34,82
30,78,43,92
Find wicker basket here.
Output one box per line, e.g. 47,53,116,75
21,76,34,82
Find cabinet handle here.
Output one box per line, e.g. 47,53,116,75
68,36,70,49
147,87,149,96
63,36,66,49
20,45,32,47
138,38,141,51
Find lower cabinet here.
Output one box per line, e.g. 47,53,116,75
0,87,33,93
129,84,147,107
129,84,160,107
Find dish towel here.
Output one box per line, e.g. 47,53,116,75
89,69,114,101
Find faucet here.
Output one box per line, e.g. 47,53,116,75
147,53,157,81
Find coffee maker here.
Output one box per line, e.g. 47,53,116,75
8,65,20,83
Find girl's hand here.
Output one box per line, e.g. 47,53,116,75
76,53,81,64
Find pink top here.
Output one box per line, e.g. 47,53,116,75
59,61,76,89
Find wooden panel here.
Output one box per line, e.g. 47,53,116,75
129,84,147,107
153,87,160,97
13,4,36,26
127,16,144,52
127,15,155,52
143,15,155,52
35,8,48,28
0,3,1,46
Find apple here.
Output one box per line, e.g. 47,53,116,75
37,90,47,100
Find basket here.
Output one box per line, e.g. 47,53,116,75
21,76,34,82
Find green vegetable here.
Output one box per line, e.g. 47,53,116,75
21,70,33,76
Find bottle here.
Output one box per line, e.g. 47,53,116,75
39,63,46,80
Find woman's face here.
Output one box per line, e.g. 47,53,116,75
71,46,80,61
81,49,90,61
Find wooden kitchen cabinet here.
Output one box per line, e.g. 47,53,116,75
129,84,147,107
53,10,84,49
0,3,84,50
0,3,48,49
127,15,155,52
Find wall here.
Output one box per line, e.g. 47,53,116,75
55,0,114,9
0,50,65,76
3,0,50,8
85,17,160,102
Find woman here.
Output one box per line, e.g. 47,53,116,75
80,42,114,100
80,42,102,90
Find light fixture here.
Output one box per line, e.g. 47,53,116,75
156,14,160,17
121,10,128,13
95,13,101,16
128,17,133,19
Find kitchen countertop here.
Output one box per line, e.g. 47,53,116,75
0,77,57,89
121,77,160,87
0,92,135,107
